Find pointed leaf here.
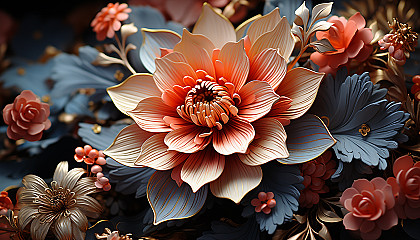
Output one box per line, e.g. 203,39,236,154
307,21,334,38
294,2,310,29
309,39,336,53
140,29,181,73
279,114,336,164
147,170,208,225
310,2,333,24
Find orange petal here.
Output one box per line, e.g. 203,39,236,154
181,147,225,192
265,96,292,126
136,133,187,170
218,39,250,92
104,124,154,167
238,118,288,166
249,17,295,62
192,3,236,49
128,97,179,132
348,12,366,29
171,163,184,187
246,8,281,44
248,48,287,91
235,14,262,40
237,80,279,122
154,56,197,92
275,67,324,120
213,117,255,155
174,29,216,78
164,125,212,153
107,74,161,115
210,155,262,203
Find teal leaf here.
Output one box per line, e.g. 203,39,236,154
279,114,336,164
147,170,208,225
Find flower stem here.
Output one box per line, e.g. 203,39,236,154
114,34,136,74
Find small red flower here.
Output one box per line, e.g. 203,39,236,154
91,2,131,41
74,145,106,166
340,178,398,240
3,90,51,142
251,192,276,214
387,155,420,219
411,75,420,101
0,191,14,215
299,151,336,208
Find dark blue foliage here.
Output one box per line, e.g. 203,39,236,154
198,216,265,240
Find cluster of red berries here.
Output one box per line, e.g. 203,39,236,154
74,145,111,191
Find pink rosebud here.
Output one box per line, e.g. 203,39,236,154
310,12,373,75
340,178,398,240
91,165,103,173
84,145,92,155
103,183,111,191
96,157,107,165
88,149,99,159
387,155,420,219
2,90,51,141
91,3,132,41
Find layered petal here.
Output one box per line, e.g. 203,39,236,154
107,74,161,114
213,117,255,155
104,124,154,167
237,80,279,122
164,125,212,153
128,96,179,132
154,56,197,92
192,3,236,49
210,154,262,203
181,147,225,192
275,67,324,120
238,118,288,166
246,8,281,44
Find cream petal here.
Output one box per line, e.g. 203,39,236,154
53,215,72,240
249,17,295,62
213,117,255,155
18,206,38,230
104,124,154,167
275,67,324,120
140,28,181,73
210,155,262,203
174,29,216,77
235,14,262,40
61,168,85,191
127,97,178,132
238,118,288,166
248,48,287,91
181,147,225,192
53,161,68,186
107,74,161,115
136,133,188,170
75,195,102,218
192,3,236,49
72,223,85,240
164,125,212,153
218,39,249,92
22,174,48,193
30,218,52,240
68,208,88,231
72,177,98,197
237,80,280,122
154,56,197,92
246,8,281,44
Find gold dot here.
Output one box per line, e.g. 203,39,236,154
114,70,124,81
92,124,102,134
16,139,25,145
359,123,371,137
42,95,50,103
17,67,25,76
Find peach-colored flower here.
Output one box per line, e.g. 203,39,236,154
310,13,373,75
0,191,14,215
387,155,420,219
410,75,420,101
2,90,51,142
340,178,398,240
251,192,276,214
105,4,324,203
128,0,230,27
91,3,132,41
299,151,336,208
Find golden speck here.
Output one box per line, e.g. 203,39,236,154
58,113,77,123
42,95,50,103
359,123,371,137
114,70,124,81
92,124,102,134
17,67,25,76
16,139,25,145
33,30,43,40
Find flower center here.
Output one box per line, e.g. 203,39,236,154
177,75,239,130
359,123,370,137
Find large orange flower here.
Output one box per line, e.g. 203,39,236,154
105,4,324,203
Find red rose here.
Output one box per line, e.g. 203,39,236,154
340,178,398,240
3,90,51,141
387,155,420,219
